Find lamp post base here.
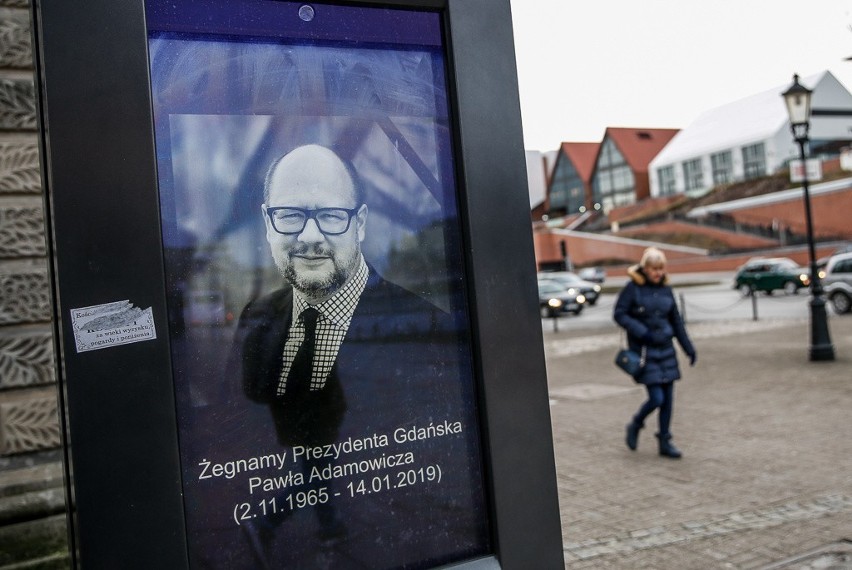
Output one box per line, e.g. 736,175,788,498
810,344,835,361
809,295,835,362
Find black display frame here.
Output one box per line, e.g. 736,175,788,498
30,0,563,568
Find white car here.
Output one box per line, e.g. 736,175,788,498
822,252,852,314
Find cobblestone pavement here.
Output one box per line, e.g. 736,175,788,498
544,316,852,569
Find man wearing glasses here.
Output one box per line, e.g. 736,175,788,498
235,143,448,448
228,144,485,564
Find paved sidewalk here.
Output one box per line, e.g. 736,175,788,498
544,315,852,569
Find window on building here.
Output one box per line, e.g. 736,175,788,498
593,138,635,208
549,187,567,212
612,188,635,208
611,165,633,189
682,158,703,192
711,151,732,185
742,143,766,180
597,138,622,169
568,186,584,210
657,165,676,196
549,153,586,214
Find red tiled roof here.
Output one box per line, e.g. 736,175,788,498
558,142,600,182
603,127,679,174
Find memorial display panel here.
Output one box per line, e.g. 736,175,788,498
145,1,491,568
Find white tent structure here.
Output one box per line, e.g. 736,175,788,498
649,71,852,198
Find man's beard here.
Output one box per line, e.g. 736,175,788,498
277,243,359,299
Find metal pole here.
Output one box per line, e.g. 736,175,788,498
751,289,758,321
796,137,834,361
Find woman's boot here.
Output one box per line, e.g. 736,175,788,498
625,419,642,451
656,433,682,459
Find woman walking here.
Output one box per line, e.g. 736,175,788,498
614,247,696,458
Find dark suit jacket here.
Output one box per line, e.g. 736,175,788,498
233,270,458,445
189,272,490,568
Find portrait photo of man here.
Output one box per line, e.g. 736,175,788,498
224,143,487,567
236,143,451,447
148,21,492,568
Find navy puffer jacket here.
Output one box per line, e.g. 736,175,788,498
613,265,695,385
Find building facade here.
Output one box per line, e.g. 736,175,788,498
591,127,678,213
650,71,852,198
546,142,598,216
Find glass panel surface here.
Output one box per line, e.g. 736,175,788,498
144,2,490,568
682,158,704,191
657,165,676,196
742,143,766,180
549,155,584,213
711,151,732,185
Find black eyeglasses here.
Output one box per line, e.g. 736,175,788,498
265,206,361,235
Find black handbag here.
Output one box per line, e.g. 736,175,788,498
615,286,646,378
615,348,643,377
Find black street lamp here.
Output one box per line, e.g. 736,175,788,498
781,74,835,361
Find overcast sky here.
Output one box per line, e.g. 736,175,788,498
510,0,852,152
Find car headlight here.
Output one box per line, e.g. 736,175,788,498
567,288,576,295
818,270,826,279
799,273,810,284
576,294,586,304
594,285,601,292
547,298,562,308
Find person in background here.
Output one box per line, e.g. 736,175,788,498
614,247,696,459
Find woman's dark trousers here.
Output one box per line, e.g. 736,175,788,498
633,382,674,436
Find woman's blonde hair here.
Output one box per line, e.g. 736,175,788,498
640,247,667,268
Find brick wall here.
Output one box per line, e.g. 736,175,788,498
534,181,852,271
604,243,838,278
615,220,779,250
533,228,707,269
0,2,61,458
727,187,852,239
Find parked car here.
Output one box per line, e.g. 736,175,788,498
538,280,585,317
538,272,601,305
817,243,852,278
733,257,810,295
578,266,607,284
822,252,852,314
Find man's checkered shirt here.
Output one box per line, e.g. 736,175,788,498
276,256,369,396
